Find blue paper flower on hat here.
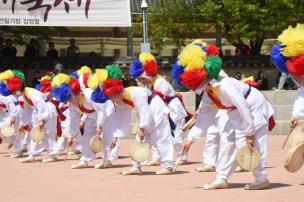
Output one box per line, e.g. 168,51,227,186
129,59,143,78
69,71,79,79
0,82,10,96
271,44,288,73
52,83,71,103
91,87,108,103
171,63,184,84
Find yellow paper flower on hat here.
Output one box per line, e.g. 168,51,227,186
77,66,91,76
278,23,304,57
178,44,206,71
40,75,51,81
139,53,155,63
191,39,208,47
0,70,14,81
52,73,70,88
88,69,108,89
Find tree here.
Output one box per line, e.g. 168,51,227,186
149,0,304,55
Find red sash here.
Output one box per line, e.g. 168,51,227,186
0,103,6,108
78,104,95,113
23,94,34,106
123,98,135,108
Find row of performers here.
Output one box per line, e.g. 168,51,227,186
1,30,304,190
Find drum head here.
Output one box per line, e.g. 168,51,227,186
236,146,261,171
288,126,304,148
284,143,304,173
89,136,103,154
30,126,45,142
1,123,14,137
129,142,149,163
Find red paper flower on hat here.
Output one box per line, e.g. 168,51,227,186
103,79,123,97
143,60,158,77
207,44,219,56
180,69,207,90
70,78,80,94
7,76,23,93
82,72,91,88
40,79,52,93
286,55,304,76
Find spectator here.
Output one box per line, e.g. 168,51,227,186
31,70,40,88
0,37,5,56
2,39,17,58
123,74,137,87
46,42,58,59
66,38,79,57
255,70,268,90
53,60,63,75
24,38,39,57
234,72,241,80
88,51,97,57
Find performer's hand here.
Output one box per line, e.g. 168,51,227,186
80,121,85,129
111,137,118,149
96,127,102,136
39,121,44,129
138,128,145,143
246,135,255,152
182,140,193,154
290,117,299,128
10,118,15,125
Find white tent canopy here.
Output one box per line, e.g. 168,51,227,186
0,0,131,27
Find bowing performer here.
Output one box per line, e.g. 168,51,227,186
271,23,304,130
129,53,189,165
100,65,175,175
172,40,275,190
0,70,27,157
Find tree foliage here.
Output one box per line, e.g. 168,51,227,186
149,0,304,55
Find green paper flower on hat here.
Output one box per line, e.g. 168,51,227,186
13,70,25,83
106,65,123,79
205,56,222,78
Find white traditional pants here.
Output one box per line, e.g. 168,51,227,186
216,125,268,183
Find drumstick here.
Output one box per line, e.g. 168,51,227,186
282,128,294,149
173,152,185,173
64,138,74,163
182,116,196,132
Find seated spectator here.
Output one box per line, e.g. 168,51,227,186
0,37,5,57
66,38,80,57
46,42,59,59
24,38,39,57
234,72,241,80
255,70,268,90
88,51,97,57
31,70,40,88
2,39,17,58
53,60,63,75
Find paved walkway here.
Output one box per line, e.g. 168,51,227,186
0,136,303,202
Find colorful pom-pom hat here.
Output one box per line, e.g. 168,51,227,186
129,52,158,80
171,39,222,94
70,66,92,89
88,65,124,99
35,73,54,94
0,70,25,96
51,73,81,102
271,23,304,86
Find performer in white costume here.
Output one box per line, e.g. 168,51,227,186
171,39,275,190
270,24,304,130
100,65,175,175
0,92,26,158
129,53,189,165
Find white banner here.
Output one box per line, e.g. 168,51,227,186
0,0,131,27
